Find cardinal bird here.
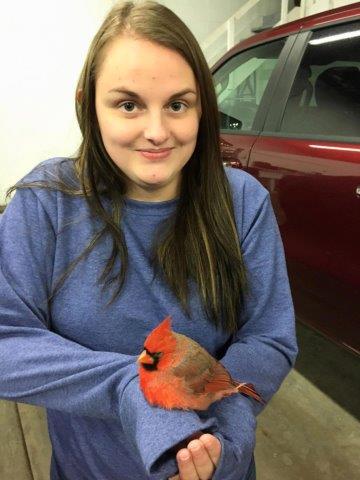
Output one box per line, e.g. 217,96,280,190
137,316,265,410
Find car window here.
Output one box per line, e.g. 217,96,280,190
280,21,360,140
213,39,286,133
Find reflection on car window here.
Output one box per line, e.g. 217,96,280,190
213,39,286,133
280,21,360,140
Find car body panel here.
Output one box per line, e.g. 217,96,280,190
247,136,360,355
220,134,258,168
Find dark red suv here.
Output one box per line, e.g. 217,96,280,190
212,3,360,355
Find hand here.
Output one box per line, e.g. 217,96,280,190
168,433,221,480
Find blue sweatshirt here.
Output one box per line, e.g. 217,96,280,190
0,158,297,480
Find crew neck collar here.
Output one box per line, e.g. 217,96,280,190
123,196,179,215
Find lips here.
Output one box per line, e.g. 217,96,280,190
138,148,173,153
138,148,173,160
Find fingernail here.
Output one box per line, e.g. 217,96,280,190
180,452,190,461
189,440,201,451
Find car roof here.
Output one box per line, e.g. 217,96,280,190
211,2,360,71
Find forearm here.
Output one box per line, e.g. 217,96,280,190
120,374,219,480
0,313,137,420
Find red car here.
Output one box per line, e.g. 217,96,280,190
212,3,360,355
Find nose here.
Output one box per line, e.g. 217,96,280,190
143,110,170,145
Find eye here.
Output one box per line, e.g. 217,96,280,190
118,101,138,113
169,101,188,113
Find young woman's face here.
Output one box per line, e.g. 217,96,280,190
95,35,202,201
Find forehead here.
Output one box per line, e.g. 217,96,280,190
96,35,198,92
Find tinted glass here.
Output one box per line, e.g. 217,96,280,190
280,21,360,140
213,39,286,133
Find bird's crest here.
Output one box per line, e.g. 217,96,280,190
144,315,177,354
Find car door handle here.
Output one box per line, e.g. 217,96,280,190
356,186,360,198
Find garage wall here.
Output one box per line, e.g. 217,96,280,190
304,0,358,15
0,0,114,205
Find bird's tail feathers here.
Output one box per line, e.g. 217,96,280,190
236,382,266,404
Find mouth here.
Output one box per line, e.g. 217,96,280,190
137,148,174,160
137,148,174,152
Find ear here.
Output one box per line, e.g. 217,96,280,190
76,89,83,103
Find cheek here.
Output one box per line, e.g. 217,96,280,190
95,98,136,146
176,116,200,144
98,115,137,146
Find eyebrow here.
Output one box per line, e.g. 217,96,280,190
107,87,197,100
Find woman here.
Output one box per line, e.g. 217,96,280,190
0,1,298,479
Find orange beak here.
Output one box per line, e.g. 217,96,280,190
137,349,154,365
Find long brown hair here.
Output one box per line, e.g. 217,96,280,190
7,1,247,333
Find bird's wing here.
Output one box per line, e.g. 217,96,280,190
172,334,234,394
200,361,235,393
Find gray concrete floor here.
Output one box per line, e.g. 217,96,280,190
255,322,360,480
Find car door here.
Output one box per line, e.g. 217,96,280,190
247,21,360,354
213,35,295,169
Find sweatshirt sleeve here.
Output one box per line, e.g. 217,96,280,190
202,185,298,480
0,187,218,479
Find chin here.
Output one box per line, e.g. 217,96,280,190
133,176,178,200
138,175,167,186
139,171,175,186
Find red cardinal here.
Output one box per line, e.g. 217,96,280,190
137,316,265,410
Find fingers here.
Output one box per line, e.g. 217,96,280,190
173,433,222,480
176,439,215,480
170,431,203,455
176,448,199,479
199,433,222,466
